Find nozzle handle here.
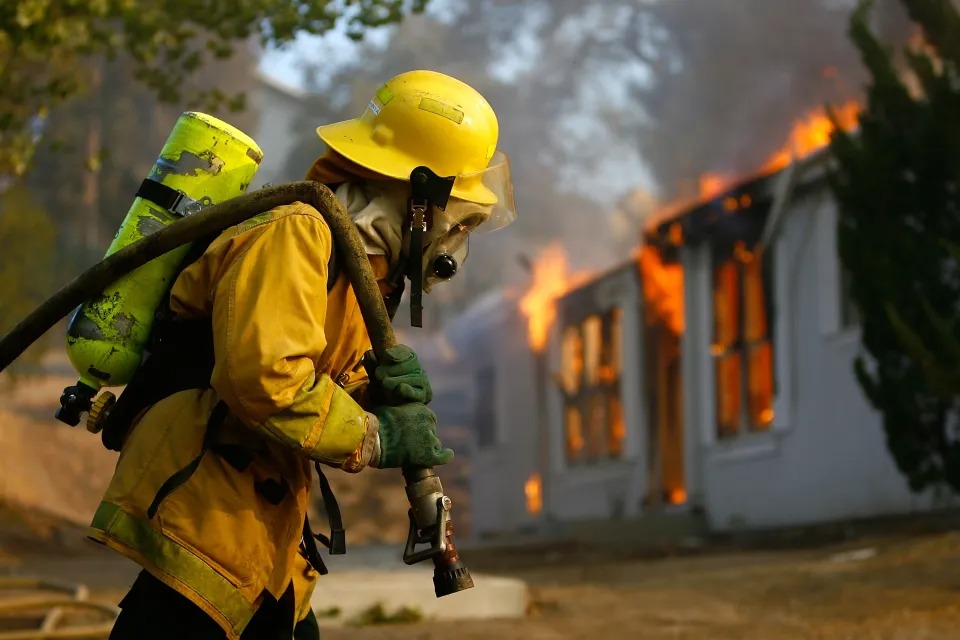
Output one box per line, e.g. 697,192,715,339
400,467,474,597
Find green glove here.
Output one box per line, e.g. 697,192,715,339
363,345,433,406
372,402,454,469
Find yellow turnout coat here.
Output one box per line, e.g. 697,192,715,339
89,201,377,638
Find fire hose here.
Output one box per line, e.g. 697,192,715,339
0,577,119,640
0,181,473,600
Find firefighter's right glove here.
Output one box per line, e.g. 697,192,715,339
370,403,454,469
362,345,433,406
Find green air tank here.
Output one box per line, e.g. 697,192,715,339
57,112,263,427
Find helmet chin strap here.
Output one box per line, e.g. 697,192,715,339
404,166,455,328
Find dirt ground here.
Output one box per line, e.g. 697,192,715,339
325,531,960,640
2,521,959,640
3,364,960,639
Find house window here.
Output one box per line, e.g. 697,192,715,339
712,241,775,439
474,367,497,448
559,308,626,465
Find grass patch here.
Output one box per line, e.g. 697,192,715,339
349,602,424,626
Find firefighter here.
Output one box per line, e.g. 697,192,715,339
96,69,516,640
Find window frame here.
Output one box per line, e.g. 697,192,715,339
709,240,777,441
558,307,627,467
817,198,861,336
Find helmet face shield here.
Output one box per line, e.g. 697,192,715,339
418,152,515,291
424,225,470,291
422,204,472,292
450,151,517,234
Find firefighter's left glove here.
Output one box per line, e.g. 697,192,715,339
369,403,453,469
362,345,433,406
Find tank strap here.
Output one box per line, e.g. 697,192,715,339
300,516,329,576
300,462,347,576
136,178,203,217
314,462,346,554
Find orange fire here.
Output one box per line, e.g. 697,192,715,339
638,245,684,334
519,244,592,352
699,173,729,200
637,102,862,338
525,473,543,515
762,100,861,174
687,101,862,206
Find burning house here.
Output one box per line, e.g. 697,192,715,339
439,104,957,542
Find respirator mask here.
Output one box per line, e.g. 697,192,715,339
396,151,517,326
420,199,491,292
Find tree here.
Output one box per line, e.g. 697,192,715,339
828,0,960,493
24,45,261,272
0,0,428,177
0,185,56,376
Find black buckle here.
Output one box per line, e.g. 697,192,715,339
136,178,205,217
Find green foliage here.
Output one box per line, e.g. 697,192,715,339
349,602,423,626
0,0,428,177
828,0,960,493
23,51,259,273
0,185,56,371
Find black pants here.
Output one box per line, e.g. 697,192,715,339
110,570,321,640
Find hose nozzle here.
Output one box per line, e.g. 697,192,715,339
401,467,474,597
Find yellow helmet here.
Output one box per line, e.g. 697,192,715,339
316,70,505,207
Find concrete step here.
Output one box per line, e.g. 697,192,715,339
310,565,528,627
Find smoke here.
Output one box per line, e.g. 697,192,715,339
266,0,912,308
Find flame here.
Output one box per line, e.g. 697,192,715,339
759,407,775,425
666,100,863,218
699,173,730,200
761,101,861,174
638,245,684,334
668,488,687,505
525,473,543,515
519,244,592,352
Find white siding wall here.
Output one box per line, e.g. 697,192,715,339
688,188,948,531
448,294,541,538
456,267,653,535
457,169,960,538
248,77,306,189
493,305,541,532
